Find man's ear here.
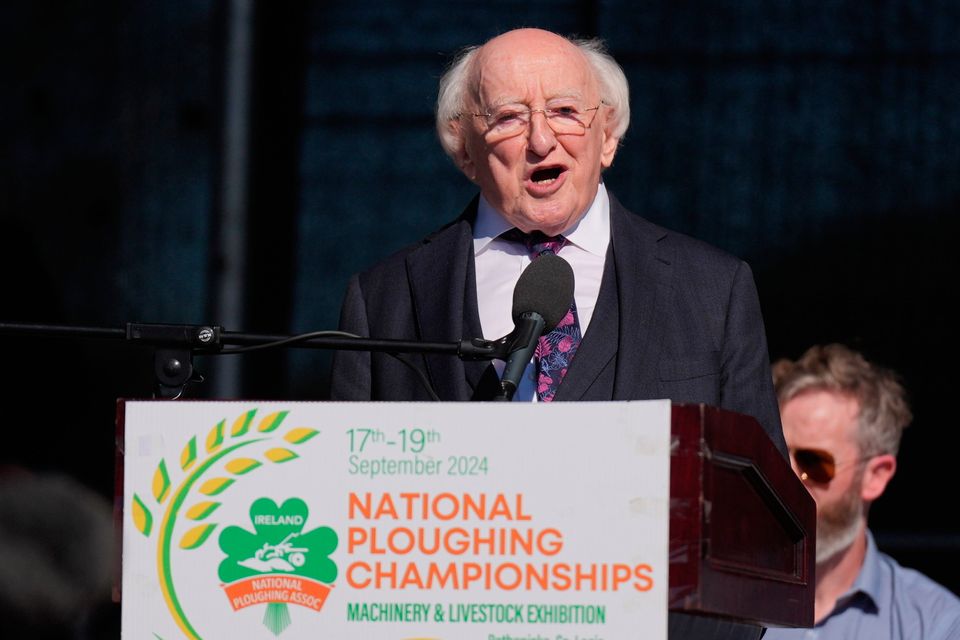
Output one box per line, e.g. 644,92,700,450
599,111,620,169
450,120,477,182
861,453,896,502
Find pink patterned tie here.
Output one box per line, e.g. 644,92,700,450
507,230,583,402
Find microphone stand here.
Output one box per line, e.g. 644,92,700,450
0,322,510,399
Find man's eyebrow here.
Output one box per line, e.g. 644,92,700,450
484,96,525,109
485,91,586,108
546,90,586,101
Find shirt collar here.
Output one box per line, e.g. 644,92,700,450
849,529,883,605
473,182,611,257
827,529,882,621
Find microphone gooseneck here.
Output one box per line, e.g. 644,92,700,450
497,253,575,401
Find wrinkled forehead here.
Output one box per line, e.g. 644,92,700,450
468,35,598,108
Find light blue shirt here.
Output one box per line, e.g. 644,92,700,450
765,530,960,639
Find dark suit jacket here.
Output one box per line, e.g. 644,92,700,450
331,193,786,639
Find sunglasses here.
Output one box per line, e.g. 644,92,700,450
791,448,868,484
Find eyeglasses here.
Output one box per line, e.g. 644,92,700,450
791,448,870,484
461,100,605,143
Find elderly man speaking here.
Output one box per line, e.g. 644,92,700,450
331,29,785,638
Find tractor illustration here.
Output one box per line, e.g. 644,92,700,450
237,533,309,572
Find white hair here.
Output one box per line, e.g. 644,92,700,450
434,35,631,163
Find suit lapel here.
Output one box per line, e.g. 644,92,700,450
608,195,672,401
553,249,618,401
406,203,490,400
555,195,672,401
404,194,671,402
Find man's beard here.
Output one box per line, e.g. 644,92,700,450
815,469,865,565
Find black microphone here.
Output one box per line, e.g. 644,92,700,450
496,253,575,401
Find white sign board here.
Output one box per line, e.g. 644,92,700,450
120,400,671,639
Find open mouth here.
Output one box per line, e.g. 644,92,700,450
531,167,564,185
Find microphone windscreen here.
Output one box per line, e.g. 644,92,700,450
511,253,575,332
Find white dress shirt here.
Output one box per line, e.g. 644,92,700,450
472,182,611,400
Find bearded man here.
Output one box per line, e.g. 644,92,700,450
767,344,960,638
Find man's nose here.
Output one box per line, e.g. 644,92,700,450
526,110,557,156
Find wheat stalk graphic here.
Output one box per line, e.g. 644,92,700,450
130,408,318,639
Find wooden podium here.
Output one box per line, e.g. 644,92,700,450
116,400,813,637
669,404,815,627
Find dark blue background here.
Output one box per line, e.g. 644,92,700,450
1,1,957,630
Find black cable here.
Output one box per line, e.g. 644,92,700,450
214,330,362,354
212,329,442,401
389,353,441,402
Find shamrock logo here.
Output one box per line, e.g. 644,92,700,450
130,409,323,639
219,498,338,635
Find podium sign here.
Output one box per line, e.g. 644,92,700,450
119,400,672,639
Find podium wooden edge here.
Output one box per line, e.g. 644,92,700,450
669,403,816,628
